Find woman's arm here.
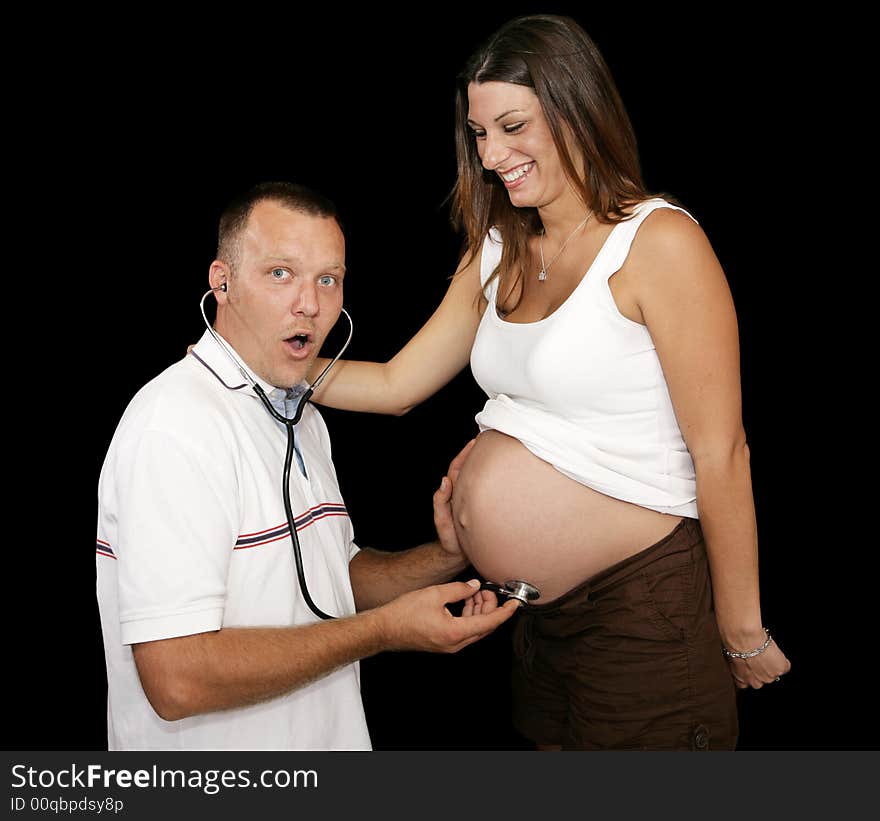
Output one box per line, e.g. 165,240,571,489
629,208,790,687
308,248,485,415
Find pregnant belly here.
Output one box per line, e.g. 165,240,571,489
452,431,684,604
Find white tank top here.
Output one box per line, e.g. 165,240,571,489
470,198,699,518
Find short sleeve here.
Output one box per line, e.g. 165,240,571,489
113,429,239,645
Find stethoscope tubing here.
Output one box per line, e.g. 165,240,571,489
275,402,336,620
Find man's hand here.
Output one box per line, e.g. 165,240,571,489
433,439,475,558
461,588,503,616
375,579,519,653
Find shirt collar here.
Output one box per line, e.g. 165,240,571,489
189,329,308,402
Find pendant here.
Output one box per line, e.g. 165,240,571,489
538,269,547,282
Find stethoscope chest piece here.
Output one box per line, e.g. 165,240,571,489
481,579,541,606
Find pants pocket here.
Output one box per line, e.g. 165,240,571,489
637,556,692,644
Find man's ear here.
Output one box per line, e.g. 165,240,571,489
208,261,230,302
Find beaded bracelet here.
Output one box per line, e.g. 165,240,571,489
722,628,773,660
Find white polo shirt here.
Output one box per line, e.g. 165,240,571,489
96,330,371,750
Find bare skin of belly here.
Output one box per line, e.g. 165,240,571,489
452,430,684,604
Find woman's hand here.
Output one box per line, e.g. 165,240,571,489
433,439,476,559
727,638,791,689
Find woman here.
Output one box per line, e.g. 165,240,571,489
310,14,790,749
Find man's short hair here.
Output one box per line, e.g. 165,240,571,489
217,181,342,273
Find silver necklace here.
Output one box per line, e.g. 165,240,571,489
538,213,592,281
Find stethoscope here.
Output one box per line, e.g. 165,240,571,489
198,284,540,618
480,580,541,606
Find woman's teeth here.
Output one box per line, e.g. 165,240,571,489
500,163,533,183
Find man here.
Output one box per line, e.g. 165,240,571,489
96,182,517,750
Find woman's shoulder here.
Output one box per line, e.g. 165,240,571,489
628,198,706,254
626,196,697,225
625,199,720,291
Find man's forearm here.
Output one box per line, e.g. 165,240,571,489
349,542,469,611
133,610,386,722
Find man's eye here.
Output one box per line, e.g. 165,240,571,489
319,275,337,286
270,268,290,280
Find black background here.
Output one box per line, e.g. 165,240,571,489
12,6,869,750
